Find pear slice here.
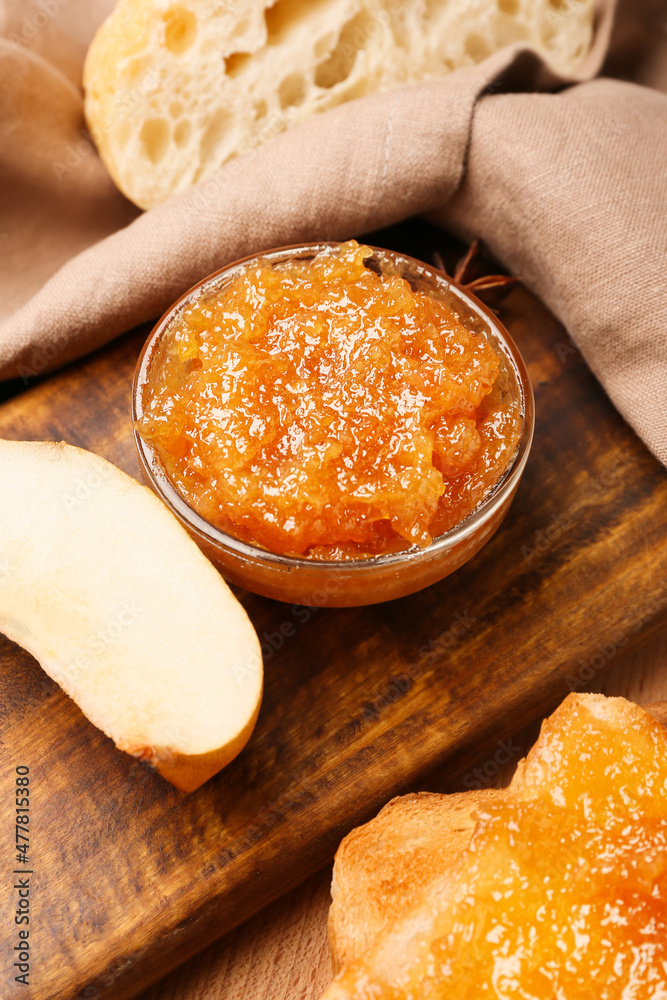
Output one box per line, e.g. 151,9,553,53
0,440,262,792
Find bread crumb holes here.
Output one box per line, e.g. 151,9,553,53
140,117,170,164
162,7,197,55
279,72,306,108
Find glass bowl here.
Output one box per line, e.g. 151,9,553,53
132,243,534,607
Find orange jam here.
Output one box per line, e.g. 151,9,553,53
330,697,667,999
138,242,522,559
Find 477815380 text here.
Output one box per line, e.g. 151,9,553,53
12,765,32,987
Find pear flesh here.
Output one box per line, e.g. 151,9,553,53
0,440,263,792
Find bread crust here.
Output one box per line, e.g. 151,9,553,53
329,788,501,973
327,694,667,985
83,0,595,209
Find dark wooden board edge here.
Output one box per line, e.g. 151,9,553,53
0,223,666,1000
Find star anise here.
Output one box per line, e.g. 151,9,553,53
433,239,519,313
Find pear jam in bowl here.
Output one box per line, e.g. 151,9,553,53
133,241,533,606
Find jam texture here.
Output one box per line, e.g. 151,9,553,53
326,696,667,999
139,241,522,558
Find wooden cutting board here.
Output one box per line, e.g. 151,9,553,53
1,224,666,1000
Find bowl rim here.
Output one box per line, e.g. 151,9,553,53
132,241,535,573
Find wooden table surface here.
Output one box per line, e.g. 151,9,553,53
133,8,667,997
135,632,667,1000
0,5,662,999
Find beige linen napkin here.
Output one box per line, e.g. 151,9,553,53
1,0,666,466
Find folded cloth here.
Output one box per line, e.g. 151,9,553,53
1,0,666,467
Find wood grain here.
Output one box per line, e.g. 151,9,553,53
138,631,667,1000
1,225,667,1000
138,871,334,1000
